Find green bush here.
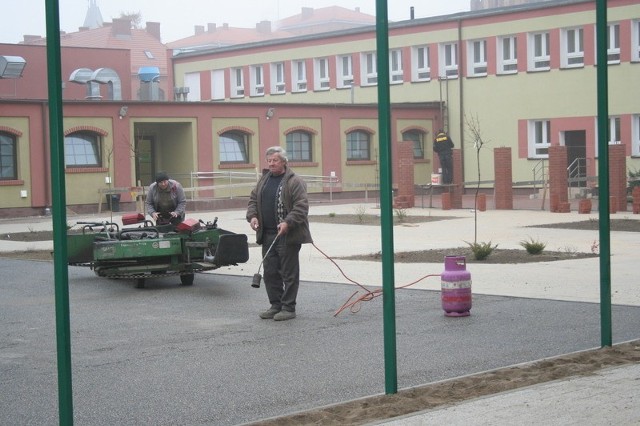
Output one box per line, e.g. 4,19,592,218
520,237,546,255
466,241,498,260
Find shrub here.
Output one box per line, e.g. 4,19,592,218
354,205,367,223
394,208,407,223
520,237,546,255
466,241,498,260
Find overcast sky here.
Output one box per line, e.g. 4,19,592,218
0,0,470,44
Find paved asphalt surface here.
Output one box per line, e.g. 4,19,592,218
2,257,640,425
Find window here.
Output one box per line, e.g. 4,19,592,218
632,20,640,62
528,120,551,158
633,115,640,156
292,60,307,92
250,65,264,96
607,23,620,64
286,131,312,162
390,49,403,83
336,55,353,88
402,130,426,159
561,27,584,68
144,50,154,59
361,52,377,86
439,42,458,78
231,67,244,98
411,45,430,81
0,132,17,180
314,58,330,90
608,116,621,144
498,35,518,74
65,131,101,167
219,131,249,163
346,131,371,160
271,62,286,94
468,39,487,77
528,32,550,71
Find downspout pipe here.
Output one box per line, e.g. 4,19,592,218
41,101,52,212
457,18,465,185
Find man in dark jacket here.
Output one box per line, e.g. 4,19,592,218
433,130,454,184
247,146,313,321
145,171,186,225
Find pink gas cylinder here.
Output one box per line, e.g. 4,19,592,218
441,255,472,317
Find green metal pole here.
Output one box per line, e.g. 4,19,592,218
595,0,612,347
45,0,74,423
375,0,398,394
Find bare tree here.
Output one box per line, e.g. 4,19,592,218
465,113,490,244
119,11,142,29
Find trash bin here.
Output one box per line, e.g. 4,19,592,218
106,194,121,212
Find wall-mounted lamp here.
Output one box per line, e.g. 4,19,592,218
0,55,27,79
266,108,275,120
118,106,128,119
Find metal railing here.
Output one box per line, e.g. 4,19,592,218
567,157,587,187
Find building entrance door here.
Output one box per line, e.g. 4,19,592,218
564,130,586,188
135,137,155,187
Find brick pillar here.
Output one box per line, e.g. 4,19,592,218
609,144,627,212
493,147,513,210
548,146,569,213
632,186,640,214
450,149,463,209
393,141,415,208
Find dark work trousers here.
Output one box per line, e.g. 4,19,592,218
438,151,453,184
262,231,302,313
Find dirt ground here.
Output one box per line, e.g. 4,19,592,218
248,340,640,426
1,215,639,424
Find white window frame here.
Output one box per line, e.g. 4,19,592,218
336,54,353,88
467,39,487,77
608,116,621,144
439,42,458,78
528,120,551,158
270,62,285,94
411,45,430,82
632,20,640,62
231,67,244,98
633,115,640,156
607,23,621,64
390,49,403,83
360,52,378,86
561,27,584,68
292,60,307,93
314,57,330,91
528,32,550,71
249,65,264,97
497,35,518,74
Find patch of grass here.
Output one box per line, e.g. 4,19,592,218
520,237,546,255
328,212,336,218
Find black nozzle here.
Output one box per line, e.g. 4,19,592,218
251,273,262,288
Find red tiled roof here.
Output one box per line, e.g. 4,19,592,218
276,5,375,31
166,25,293,50
23,24,167,76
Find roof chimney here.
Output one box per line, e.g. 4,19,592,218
256,21,271,34
22,35,43,44
207,23,216,32
301,7,313,19
146,22,161,40
355,7,360,13
111,18,131,37
195,25,205,35
78,26,89,32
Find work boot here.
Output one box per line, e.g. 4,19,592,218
259,308,280,319
273,310,296,321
